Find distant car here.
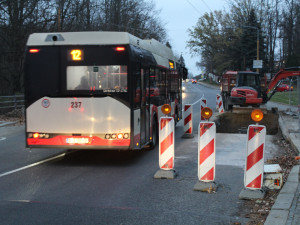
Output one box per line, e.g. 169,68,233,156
192,79,197,84
182,85,186,92
276,84,293,92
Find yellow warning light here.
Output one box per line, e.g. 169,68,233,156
201,107,213,120
251,109,264,122
161,104,171,115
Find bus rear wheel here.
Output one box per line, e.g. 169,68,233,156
147,118,158,150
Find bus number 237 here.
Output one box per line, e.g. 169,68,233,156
71,102,82,108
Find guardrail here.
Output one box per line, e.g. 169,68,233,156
0,95,24,110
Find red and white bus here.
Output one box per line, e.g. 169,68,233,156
24,31,187,150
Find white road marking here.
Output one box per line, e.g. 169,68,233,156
181,98,203,112
0,137,6,141
9,200,31,203
0,153,66,178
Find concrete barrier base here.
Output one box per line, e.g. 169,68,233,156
193,181,217,192
239,188,266,200
154,169,176,179
181,133,194,138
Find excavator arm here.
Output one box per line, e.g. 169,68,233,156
267,67,300,94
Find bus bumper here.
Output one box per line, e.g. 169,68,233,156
27,135,131,150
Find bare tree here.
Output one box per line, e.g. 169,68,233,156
280,0,300,67
0,0,42,94
0,0,167,94
98,0,167,42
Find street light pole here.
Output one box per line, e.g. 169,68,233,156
298,76,300,134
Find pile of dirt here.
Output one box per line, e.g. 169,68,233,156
215,111,279,135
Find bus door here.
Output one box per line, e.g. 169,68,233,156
140,68,150,145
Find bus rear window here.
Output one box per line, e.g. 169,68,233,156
67,65,127,92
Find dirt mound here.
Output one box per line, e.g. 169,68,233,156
215,111,279,135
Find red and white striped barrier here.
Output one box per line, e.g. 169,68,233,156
198,122,216,181
216,94,220,111
159,117,175,170
200,97,207,121
182,104,194,138
244,125,266,189
216,94,224,113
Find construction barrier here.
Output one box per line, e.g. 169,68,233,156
216,94,224,113
244,125,266,189
159,117,175,170
182,104,194,138
198,122,216,181
216,94,220,111
200,97,207,121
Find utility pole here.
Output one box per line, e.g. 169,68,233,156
256,28,259,73
298,77,300,134
56,1,61,31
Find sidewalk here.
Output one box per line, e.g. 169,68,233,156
264,103,300,225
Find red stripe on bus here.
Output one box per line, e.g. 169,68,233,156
27,136,130,146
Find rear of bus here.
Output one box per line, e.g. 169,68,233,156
24,32,132,150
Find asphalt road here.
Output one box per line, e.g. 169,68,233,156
0,83,279,225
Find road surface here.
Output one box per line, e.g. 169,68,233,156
0,83,281,224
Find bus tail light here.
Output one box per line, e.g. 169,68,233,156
28,133,50,139
115,46,125,52
105,133,129,140
105,134,111,139
29,49,40,53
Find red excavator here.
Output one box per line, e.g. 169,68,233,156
220,67,300,111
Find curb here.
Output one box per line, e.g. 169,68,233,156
278,113,300,155
0,121,17,127
264,166,299,225
265,112,300,225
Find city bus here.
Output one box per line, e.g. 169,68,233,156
24,31,187,150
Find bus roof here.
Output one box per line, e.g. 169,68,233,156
26,31,177,67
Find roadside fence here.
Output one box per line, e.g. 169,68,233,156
0,95,24,112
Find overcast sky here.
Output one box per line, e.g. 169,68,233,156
153,0,228,76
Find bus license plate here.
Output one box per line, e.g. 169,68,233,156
66,137,89,144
